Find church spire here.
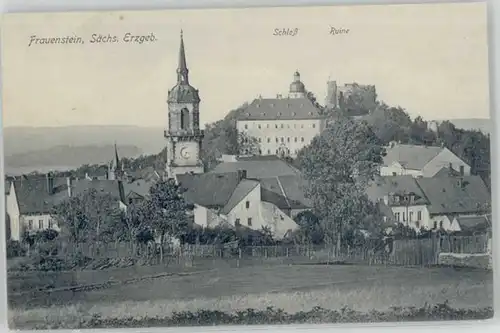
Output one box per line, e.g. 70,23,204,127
113,142,121,171
177,30,189,84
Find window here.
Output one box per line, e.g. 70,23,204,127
439,221,444,229
275,124,278,129
258,138,262,143
281,124,284,128
402,212,406,222
395,213,400,221
267,138,270,143
276,149,279,154
267,149,271,154
258,149,262,155
244,124,248,129
267,124,270,128
294,124,297,128
28,219,33,230
287,124,290,128
247,218,252,226
301,124,304,128
417,211,422,221
459,165,465,175
280,215,284,220
48,219,54,229
281,137,284,143
409,212,413,221
301,137,305,142
294,137,298,142
276,137,279,143
246,201,250,209
38,220,43,229
392,172,397,176
258,124,261,129
433,221,438,229
312,124,316,128
235,218,241,226
287,137,290,143
180,108,189,130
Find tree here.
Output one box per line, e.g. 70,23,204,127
201,104,259,170
293,211,324,244
138,179,193,262
297,116,385,252
52,188,122,245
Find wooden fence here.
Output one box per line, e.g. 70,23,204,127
54,234,491,268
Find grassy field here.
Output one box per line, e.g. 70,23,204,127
8,262,493,329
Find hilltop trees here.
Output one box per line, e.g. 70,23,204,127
297,116,386,252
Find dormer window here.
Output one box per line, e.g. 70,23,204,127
256,104,260,108
292,111,296,116
308,111,312,115
246,112,250,117
277,112,282,117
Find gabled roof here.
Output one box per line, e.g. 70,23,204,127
433,166,461,178
366,175,427,205
211,155,300,179
177,172,259,213
416,176,490,215
12,175,126,215
122,178,153,199
236,97,323,121
259,175,311,210
455,215,491,232
383,144,444,169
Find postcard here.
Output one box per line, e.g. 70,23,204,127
1,2,493,330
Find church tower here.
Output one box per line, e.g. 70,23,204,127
107,143,124,180
165,31,204,179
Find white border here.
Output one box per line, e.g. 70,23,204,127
0,0,498,332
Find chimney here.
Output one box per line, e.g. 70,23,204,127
237,169,247,181
66,177,73,197
46,172,54,194
459,165,465,176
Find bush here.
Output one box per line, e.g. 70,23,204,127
6,240,26,258
29,302,494,329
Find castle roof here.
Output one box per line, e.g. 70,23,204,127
236,97,323,121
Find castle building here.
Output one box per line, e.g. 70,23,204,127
236,71,326,158
164,31,204,179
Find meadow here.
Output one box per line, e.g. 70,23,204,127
8,262,494,329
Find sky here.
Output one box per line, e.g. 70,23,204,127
1,2,490,128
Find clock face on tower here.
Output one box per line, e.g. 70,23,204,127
180,147,191,159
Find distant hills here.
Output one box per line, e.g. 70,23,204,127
3,126,165,175
2,119,491,176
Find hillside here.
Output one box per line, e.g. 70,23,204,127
3,125,166,175
436,118,492,135
4,144,144,176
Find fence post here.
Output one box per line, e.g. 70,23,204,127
265,248,268,259
286,247,289,257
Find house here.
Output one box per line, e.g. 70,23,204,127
380,143,471,178
366,175,491,232
211,155,311,219
5,173,127,241
415,175,491,232
451,214,491,234
366,175,430,230
177,170,299,239
236,72,327,158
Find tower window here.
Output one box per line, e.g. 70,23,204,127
246,201,250,209
275,138,279,143
247,218,253,226
267,138,270,143
294,137,298,142
301,137,305,142
180,108,189,130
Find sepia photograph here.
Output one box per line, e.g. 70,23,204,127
0,1,494,330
